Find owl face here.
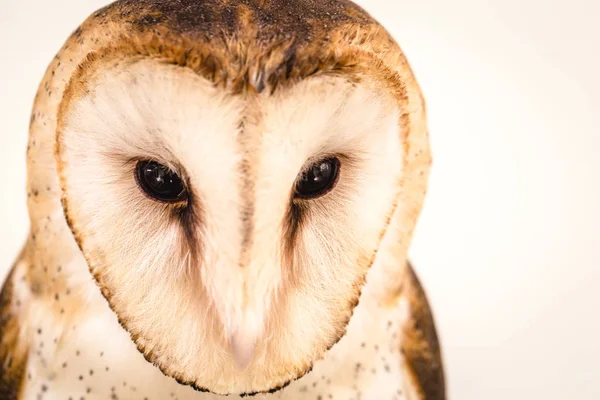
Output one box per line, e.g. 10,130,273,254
56,58,404,394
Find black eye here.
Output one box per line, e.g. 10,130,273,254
294,157,340,199
135,160,187,203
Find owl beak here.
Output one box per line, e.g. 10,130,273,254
228,307,262,370
230,330,257,370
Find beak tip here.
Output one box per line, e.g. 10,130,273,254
230,332,257,370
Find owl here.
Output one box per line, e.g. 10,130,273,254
0,0,444,399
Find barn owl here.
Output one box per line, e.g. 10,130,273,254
0,0,445,399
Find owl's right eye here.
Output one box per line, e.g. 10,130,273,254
135,160,187,204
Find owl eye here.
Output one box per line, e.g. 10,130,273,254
135,160,187,203
294,157,340,199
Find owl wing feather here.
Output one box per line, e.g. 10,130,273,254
401,262,446,400
0,257,29,400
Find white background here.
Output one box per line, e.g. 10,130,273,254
0,1,599,399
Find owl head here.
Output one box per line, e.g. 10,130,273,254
29,0,430,395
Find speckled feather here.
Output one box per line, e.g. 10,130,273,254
1,0,443,399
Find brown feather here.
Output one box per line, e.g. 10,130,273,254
0,254,29,400
401,262,446,400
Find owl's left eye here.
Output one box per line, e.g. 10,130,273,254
294,157,341,199
135,160,187,203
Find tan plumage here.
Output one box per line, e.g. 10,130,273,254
0,0,444,398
